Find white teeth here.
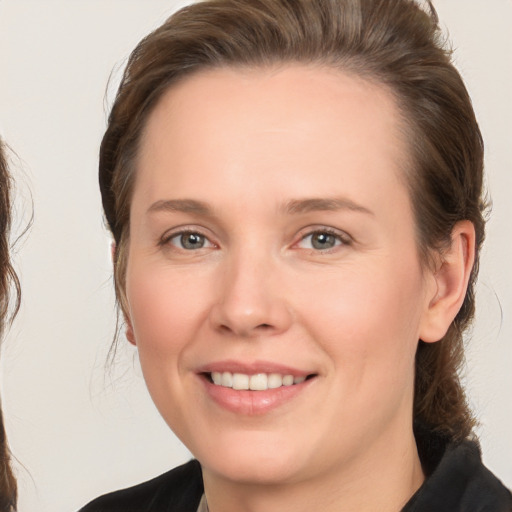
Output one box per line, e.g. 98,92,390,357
267,373,283,389
221,371,233,387
209,371,309,391
282,375,294,386
232,373,249,390
249,373,268,391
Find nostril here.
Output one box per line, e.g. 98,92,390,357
219,324,233,334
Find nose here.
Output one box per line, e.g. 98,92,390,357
209,248,293,338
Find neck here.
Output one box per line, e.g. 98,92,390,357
202,426,424,512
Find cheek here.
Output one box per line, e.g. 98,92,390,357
124,261,217,437
125,262,211,364
295,257,426,378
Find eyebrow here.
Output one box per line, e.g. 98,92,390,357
147,199,213,216
283,198,374,216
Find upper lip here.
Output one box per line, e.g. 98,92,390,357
196,360,315,377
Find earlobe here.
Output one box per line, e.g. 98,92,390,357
419,220,476,343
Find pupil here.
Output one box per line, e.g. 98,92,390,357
182,233,204,249
312,233,335,249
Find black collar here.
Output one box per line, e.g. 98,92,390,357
403,428,511,511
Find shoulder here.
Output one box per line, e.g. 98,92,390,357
445,441,512,511
78,459,203,512
405,438,512,512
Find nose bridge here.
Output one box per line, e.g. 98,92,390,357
210,239,291,337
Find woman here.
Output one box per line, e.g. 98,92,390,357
0,140,19,511
81,0,512,510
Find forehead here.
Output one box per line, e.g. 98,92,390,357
135,65,410,210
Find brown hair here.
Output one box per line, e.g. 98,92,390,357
0,139,19,511
100,0,485,442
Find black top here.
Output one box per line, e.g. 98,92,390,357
79,460,203,512
79,436,512,512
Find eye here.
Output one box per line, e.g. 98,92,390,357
166,231,213,250
297,230,348,251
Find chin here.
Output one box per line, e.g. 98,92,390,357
204,456,301,485
194,436,308,485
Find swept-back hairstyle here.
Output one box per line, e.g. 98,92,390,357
0,140,19,511
99,0,485,442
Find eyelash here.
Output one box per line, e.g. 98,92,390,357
159,227,352,253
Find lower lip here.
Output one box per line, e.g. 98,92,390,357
200,376,314,415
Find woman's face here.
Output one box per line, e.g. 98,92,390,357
125,66,437,485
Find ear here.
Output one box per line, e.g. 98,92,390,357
112,242,137,346
124,313,137,346
419,220,476,343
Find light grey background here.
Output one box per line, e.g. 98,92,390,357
0,1,510,511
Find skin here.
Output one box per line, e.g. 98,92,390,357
124,65,474,512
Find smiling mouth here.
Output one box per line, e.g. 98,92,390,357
205,371,317,391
